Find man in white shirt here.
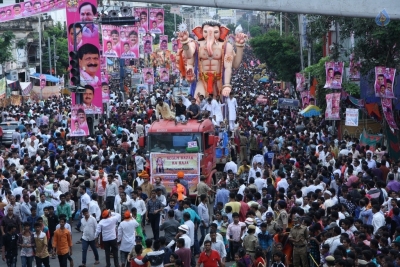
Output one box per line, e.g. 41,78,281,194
95,211,121,267
43,182,62,207
226,92,238,131
89,193,101,221
80,208,100,266
366,152,377,169
131,191,147,217
371,204,385,234
118,210,140,265
224,160,238,174
12,180,24,197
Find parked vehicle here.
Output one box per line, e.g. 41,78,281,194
0,121,19,145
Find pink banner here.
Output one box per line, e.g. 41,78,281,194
70,106,89,136
382,98,398,130
349,53,360,81
0,0,65,23
39,74,46,90
67,0,102,114
324,62,344,89
172,39,178,53
296,73,305,92
159,35,168,51
375,66,396,98
120,26,139,59
135,7,148,34
143,35,153,54
325,93,341,120
100,56,109,103
149,8,164,34
142,67,154,84
159,67,169,83
102,25,120,57
300,91,310,109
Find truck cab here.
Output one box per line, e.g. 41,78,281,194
139,119,219,197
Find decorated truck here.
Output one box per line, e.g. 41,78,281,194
139,119,224,198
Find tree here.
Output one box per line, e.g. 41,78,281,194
249,26,262,38
250,30,301,83
0,31,15,66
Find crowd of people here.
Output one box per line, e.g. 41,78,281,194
0,46,399,267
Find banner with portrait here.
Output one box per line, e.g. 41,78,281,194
102,25,120,58
172,39,178,53
137,84,149,96
142,68,154,84
295,72,305,92
70,106,89,136
349,54,360,81
134,7,148,34
381,98,398,130
0,77,5,99
67,0,103,114
142,35,153,54
345,108,359,126
0,0,65,23
39,74,46,89
375,66,396,98
149,8,164,34
300,91,310,109
159,35,168,51
325,93,341,120
324,62,344,89
120,26,139,59
159,67,169,83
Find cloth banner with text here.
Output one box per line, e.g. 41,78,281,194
134,7,148,34
381,98,398,130
67,0,102,114
345,108,359,126
102,25,120,58
120,26,139,59
324,62,344,89
325,93,341,120
70,106,89,136
375,66,396,98
295,73,305,91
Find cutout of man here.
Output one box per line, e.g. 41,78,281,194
79,2,99,38
78,43,100,86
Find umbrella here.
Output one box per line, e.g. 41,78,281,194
259,76,269,83
300,105,321,117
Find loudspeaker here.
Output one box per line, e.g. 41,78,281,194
120,7,132,17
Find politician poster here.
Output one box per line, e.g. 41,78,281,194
142,68,154,84
39,74,46,89
159,35,168,51
375,66,396,98
324,62,344,89
159,68,169,83
70,106,89,136
102,25,120,57
149,8,164,34
134,7,148,34
120,26,139,59
142,35,153,54
325,93,341,120
381,98,398,130
296,73,305,92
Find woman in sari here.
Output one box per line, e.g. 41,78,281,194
171,179,186,201
131,207,146,247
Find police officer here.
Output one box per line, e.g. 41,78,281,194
239,131,248,162
243,224,258,259
288,216,309,267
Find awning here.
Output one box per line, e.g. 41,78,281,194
300,105,321,117
31,73,60,83
21,82,33,96
277,98,300,109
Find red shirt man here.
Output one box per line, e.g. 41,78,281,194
196,240,222,267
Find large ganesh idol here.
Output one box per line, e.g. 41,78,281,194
178,20,246,98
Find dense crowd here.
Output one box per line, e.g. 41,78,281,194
0,46,399,267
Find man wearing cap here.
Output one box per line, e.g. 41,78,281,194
177,171,190,196
324,256,335,267
174,224,192,249
264,212,278,236
243,224,258,258
118,210,140,266
289,216,309,267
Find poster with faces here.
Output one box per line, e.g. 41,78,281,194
120,26,139,59
149,8,164,34
324,62,344,89
142,67,154,84
375,66,396,99
159,68,169,83
172,39,178,53
142,35,153,54
102,25,120,58
159,35,168,51
135,7,148,34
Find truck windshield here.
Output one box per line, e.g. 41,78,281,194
148,133,202,153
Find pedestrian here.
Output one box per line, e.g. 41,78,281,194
146,189,164,240
196,240,223,267
133,239,166,267
288,216,308,267
95,209,121,267
80,208,100,267
52,217,73,267
33,222,50,267
18,222,35,267
2,224,19,267
118,210,140,267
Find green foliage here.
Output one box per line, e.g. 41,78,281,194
0,31,15,65
249,26,262,38
226,23,236,34
250,30,300,83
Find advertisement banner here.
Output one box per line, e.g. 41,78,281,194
102,25,120,57
172,39,178,53
295,72,305,92
349,54,360,81
173,87,191,101
67,0,103,114
142,35,153,54
375,66,396,98
120,26,139,59
0,0,65,23
159,67,169,83
300,91,310,109
150,153,200,175
325,93,341,120
70,106,89,136
149,8,164,34
381,98,398,130
324,62,344,89
134,7,148,34
159,35,168,51
0,77,6,99
359,130,383,152
345,108,359,126
142,67,154,84
39,74,46,89
277,98,300,109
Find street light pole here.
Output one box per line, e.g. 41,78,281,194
38,15,42,100
53,35,57,76
48,37,52,75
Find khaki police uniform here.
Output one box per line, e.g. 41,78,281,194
289,224,309,267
